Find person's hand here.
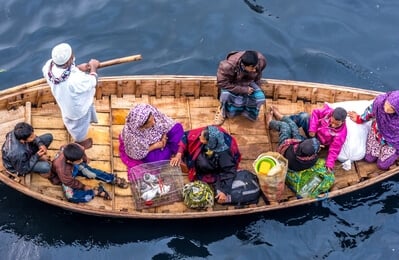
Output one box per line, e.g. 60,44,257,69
84,185,92,191
88,59,100,71
77,63,90,72
170,153,182,167
248,86,254,95
37,147,46,157
309,132,316,138
215,192,228,204
161,134,168,147
39,145,47,154
348,111,358,122
326,167,333,173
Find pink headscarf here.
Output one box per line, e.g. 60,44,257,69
121,104,175,160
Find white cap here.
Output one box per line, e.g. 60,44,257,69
51,43,72,65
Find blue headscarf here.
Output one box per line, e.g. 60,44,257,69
205,126,229,153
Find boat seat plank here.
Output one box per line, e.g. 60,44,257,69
95,112,110,126
89,161,112,173
266,99,305,114
115,196,136,213
111,94,150,109
113,158,126,172
0,105,25,124
150,96,190,118
31,103,61,116
228,119,267,136
112,109,129,125
112,139,121,157
32,115,65,130
188,96,219,108
234,134,270,160
34,129,69,150
94,96,111,112
354,160,384,178
112,125,123,140
88,125,111,145
85,144,111,161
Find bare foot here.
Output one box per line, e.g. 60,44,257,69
271,106,284,121
265,107,273,129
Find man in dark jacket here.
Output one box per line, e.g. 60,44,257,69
215,50,267,125
2,122,53,177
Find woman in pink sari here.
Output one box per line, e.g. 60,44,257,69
348,91,399,170
119,104,183,173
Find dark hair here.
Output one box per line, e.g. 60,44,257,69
14,122,34,140
241,51,258,66
63,143,84,161
202,128,210,141
142,113,152,127
332,107,347,121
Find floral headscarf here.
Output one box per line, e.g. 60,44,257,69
121,104,175,159
373,91,399,149
204,126,229,153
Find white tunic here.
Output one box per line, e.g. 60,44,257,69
42,59,98,141
42,59,97,120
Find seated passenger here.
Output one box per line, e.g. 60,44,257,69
170,126,241,204
119,104,184,173
2,122,56,182
348,91,399,170
51,143,128,203
266,106,321,171
214,50,267,125
289,104,347,172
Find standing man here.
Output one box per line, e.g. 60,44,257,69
2,122,54,179
214,50,267,125
42,43,100,148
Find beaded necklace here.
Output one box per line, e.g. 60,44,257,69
47,62,71,85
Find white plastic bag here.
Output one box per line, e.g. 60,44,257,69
327,100,373,166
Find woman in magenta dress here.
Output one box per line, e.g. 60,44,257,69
119,104,184,173
348,90,399,170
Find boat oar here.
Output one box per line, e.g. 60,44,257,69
98,54,142,68
5,54,142,93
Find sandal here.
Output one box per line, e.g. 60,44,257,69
213,106,225,126
94,183,112,200
114,175,129,189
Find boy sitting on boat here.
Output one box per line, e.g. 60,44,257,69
2,122,57,183
51,143,129,203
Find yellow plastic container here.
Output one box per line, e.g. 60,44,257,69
254,155,277,175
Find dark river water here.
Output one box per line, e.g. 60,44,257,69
1,1,399,259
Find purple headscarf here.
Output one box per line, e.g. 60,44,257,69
121,104,175,160
373,90,399,149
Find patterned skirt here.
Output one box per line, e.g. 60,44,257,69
365,131,398,169
219,88,265,121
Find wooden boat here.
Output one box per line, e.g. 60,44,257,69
0,60,397,219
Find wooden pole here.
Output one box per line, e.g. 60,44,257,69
98,54,142,68
3,54,142,93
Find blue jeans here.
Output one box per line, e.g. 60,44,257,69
31,133,53,174
269,116,305,145
62,184,96,203
65,163,115,203
76,163,115,183
289,112,310,137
